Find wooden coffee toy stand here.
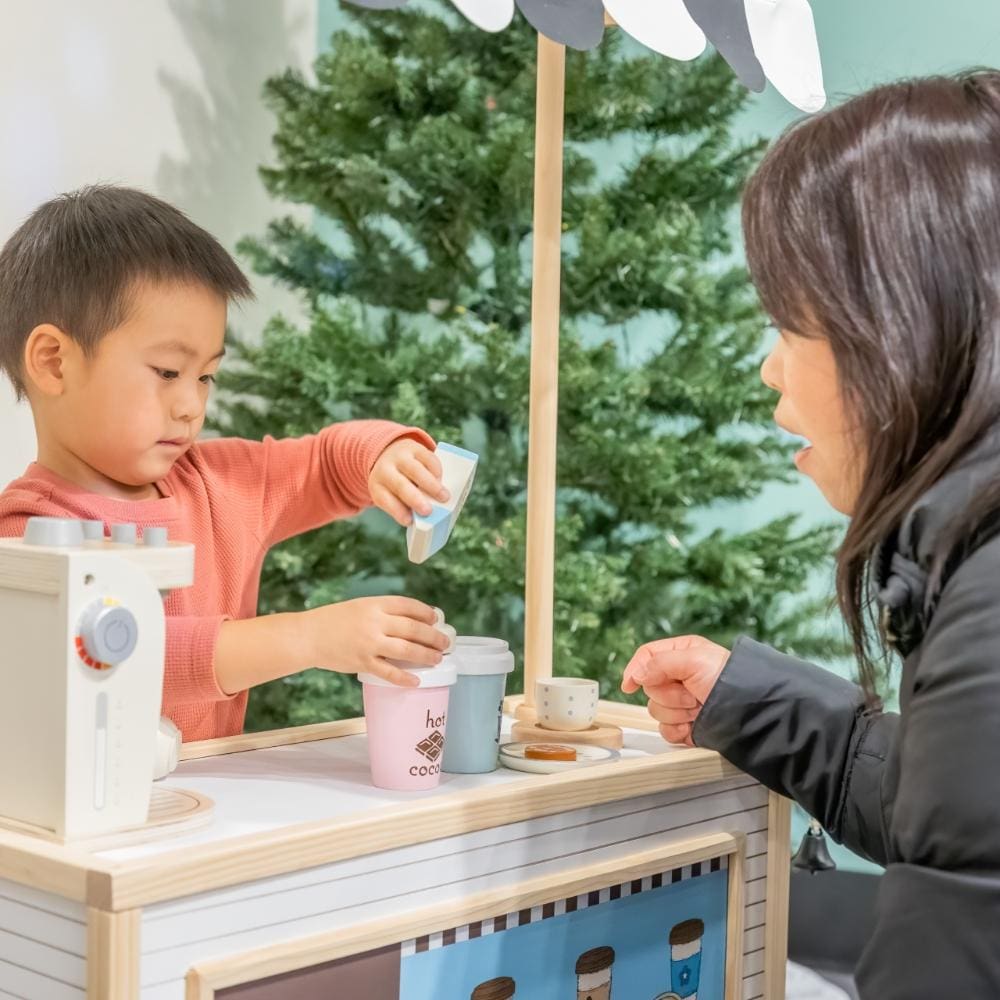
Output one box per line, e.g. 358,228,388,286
0,713,790,999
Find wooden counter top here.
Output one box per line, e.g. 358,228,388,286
0,707,738,913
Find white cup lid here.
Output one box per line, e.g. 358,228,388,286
451,637,515,675
359,661,458,689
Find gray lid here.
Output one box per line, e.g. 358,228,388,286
24,516,85,547
451,637,515,675
81,520,105,541
143,526,168,547
110,523,137,545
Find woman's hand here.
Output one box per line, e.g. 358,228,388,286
621,635,730,746
369,438,449,526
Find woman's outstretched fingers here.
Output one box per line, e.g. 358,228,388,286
644,680,699,709
659,721,694,747
644,646,729,703
647,699,700,726
621,645,653,693
620,635,728,749
622,636,703,687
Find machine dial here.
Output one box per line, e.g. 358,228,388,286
76,600,138,670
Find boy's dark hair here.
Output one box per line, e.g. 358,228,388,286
0,185,253,398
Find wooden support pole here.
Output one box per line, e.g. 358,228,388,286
523,34,566,707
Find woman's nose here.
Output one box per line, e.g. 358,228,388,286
760,343,783,393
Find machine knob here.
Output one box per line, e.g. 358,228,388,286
78,601,139,668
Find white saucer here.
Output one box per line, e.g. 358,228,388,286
499,741,620,774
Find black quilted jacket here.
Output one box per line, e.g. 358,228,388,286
693,443,1000,997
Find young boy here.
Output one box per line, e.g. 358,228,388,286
0,185,451,742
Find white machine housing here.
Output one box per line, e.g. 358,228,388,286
0,517,194,839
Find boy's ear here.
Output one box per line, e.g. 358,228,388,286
23,324,74,397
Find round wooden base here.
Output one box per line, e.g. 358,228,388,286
0,786,214,850
510,718,624,750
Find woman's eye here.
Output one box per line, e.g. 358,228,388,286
154,368,179,381
199,374,217,385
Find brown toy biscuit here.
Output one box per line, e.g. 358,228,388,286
524,743,577,761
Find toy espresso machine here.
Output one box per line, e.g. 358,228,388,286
0,516,193,840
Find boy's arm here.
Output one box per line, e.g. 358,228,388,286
164,616,235,705
196,420,434,547
177,597,447,702
164,613,312,706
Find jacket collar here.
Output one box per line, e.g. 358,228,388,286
874,428,1000,655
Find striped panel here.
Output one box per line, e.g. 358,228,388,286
401,856,730,957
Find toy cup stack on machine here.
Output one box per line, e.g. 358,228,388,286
0,516,194,840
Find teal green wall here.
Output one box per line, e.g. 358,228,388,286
313,0,1000,873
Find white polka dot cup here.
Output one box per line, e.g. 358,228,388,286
536,678,599,732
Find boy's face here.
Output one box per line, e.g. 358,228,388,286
59,281,227,488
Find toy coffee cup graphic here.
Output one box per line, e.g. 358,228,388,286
651,918,703,1000
471,976,516,999
576,945,615,1000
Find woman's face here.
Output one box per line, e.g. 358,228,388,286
760,330,862,515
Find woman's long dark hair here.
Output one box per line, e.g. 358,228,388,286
743,71,1000,697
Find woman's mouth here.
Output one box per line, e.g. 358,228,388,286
777,422,813,469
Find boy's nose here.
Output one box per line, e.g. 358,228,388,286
171,384,204,423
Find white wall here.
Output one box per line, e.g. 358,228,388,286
0,0,317,487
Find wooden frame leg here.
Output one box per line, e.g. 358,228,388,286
87,907,140,1000
764,793,792,1000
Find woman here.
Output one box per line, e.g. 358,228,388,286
623,71,1000,997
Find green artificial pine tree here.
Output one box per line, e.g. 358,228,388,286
213,2,844,730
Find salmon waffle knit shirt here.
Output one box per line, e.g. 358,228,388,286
0,421,431,741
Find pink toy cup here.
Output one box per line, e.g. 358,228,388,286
360,661,458,790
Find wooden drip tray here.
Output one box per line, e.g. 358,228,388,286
0,786,214,850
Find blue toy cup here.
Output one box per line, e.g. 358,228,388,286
442,637,515,774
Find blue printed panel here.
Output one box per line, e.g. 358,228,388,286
400,866,728,1000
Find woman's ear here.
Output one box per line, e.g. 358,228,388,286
23,324,75,397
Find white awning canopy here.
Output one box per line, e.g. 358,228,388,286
346,0,826,113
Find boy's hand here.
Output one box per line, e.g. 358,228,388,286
303,596,449,687
621,635,730,746
369,438,449,526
